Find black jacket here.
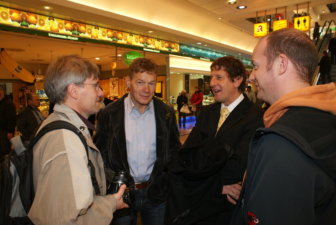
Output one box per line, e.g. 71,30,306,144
17,106,44,144
94,95,181,203
165,96,263,225
0,96,16,133
232,106,336,225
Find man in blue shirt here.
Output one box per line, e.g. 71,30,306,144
95,58,181,225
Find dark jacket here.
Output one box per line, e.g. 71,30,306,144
165,96,263,225
17,106,44,144
177,95,188,112
94,95,181,203
232,107,336,225
0,96,16,134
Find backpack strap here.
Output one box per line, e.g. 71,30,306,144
30,120,100,195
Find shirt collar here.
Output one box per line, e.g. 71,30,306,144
125,94,154,114
221,93,244,112
74,111,95,131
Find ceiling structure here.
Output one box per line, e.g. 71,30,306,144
0,0,335,80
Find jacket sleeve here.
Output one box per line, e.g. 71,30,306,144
94,108,111,168
6,102,16,134
242,133,333,225
29,130,116,225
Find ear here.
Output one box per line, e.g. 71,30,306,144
233,76,243,88
278,54,288,75
67,83,80,100
126,76,131,89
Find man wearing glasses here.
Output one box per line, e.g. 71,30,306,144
95,58,181,225
29,55,128,225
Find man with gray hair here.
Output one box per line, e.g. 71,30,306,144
28,55,128,225
231,28,336,225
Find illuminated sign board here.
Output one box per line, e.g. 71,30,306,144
273,20,288,31
294,16,310,31
254,23,268,37
0,6,179,53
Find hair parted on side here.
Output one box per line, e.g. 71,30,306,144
210,56,247,93
264,28,318,83
128,58,157,78
44,55,99,104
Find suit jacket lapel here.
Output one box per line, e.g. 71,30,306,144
218,97,251,134
113,97,130,172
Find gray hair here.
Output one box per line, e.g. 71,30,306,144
44,55,99,103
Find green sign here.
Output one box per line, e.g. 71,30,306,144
123,51,144,65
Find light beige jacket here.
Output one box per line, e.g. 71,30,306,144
28,104,116,225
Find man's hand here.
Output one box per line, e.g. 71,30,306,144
222,183,242,205
112,184,129,210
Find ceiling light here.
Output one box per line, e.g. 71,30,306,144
95,57,100,60
197,42,202,45
227,0,237,5
204,44,207,47
117,54,122,57
237,5,247,10
148,30,153,33
218,17,222,20
43,6,52,10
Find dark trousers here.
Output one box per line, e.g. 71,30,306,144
178,112,187,127
112,189,165,225
0,130,10,160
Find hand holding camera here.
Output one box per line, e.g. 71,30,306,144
112,184,129,210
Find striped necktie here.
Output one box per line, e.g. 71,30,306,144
217,107,230,131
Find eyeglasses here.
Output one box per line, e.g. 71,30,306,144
76,82,101,91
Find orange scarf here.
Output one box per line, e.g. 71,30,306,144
264,82,336,128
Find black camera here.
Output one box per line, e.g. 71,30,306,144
108,171,134,207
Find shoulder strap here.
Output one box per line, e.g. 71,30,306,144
31,120,100,194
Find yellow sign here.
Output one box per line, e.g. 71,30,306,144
254,23,268,37
294,16,310,31
273,20,288,31
0,6,180,53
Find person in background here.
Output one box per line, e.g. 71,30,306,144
245,86,256,104
190,86,203,118
176,90,188,128
231,28,336,225
95,58,181,225
165,56,263,225
0,85,16,160
28,55,128,225
318,50,332,84
313,22,320,42
329,34,336,64
17,93,45,147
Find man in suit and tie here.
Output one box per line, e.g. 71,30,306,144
95,58,181,225
165,56,263,225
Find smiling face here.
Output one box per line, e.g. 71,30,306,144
210,68,242,106
127,71,156,112
249,38,276,104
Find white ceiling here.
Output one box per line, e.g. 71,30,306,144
0,0,335,79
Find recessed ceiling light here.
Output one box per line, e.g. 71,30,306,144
204,44,207,47
95,57,100,60
197,42,202,45
218,17,222,20
237,5,247,10
227,0,237,5
148,30,153,33
117,54,122,57
43,6,52,10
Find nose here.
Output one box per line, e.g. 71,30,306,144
143,83,150,92
97,86,104,97
210,76,216,88
249,70,256,83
